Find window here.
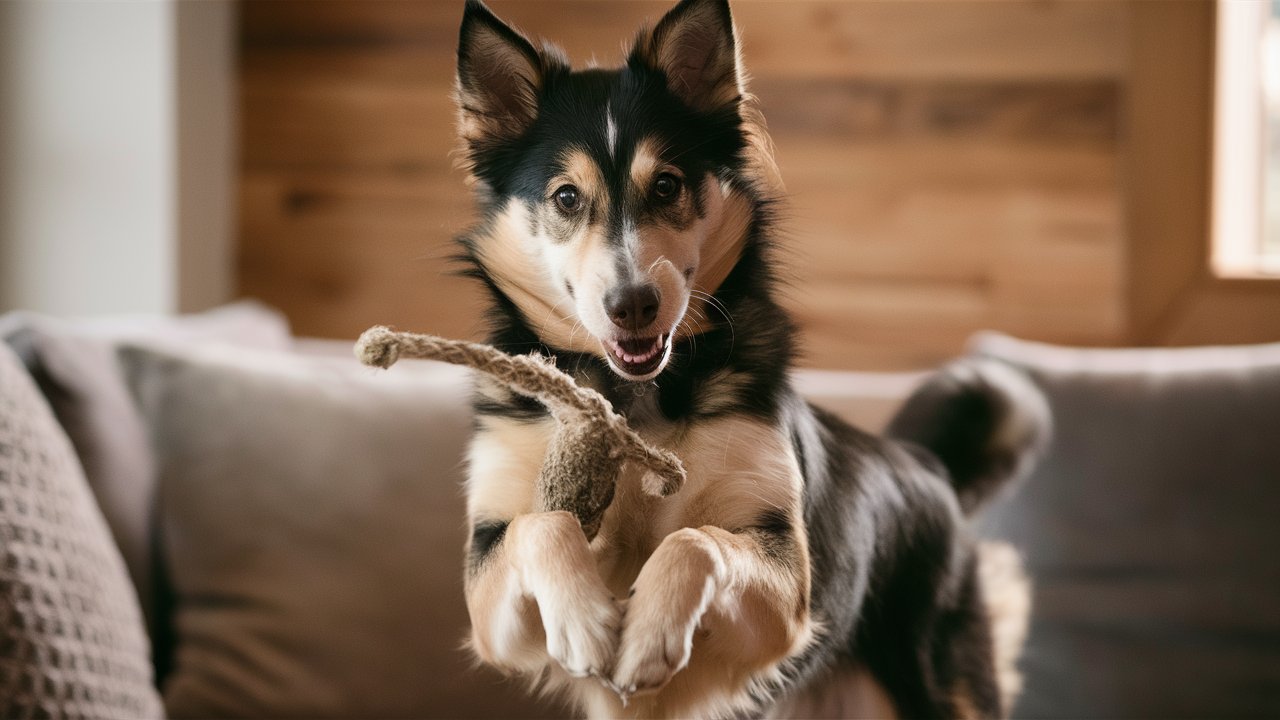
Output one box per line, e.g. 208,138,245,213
1213,0,1280,277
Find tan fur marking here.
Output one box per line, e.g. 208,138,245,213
472,200,600,355
693,369,752,415
952,682,983,720
629,137,665,193
979,541,1032,715
738,92,785,196
467,411,554,521
554,148,607,207
673,417,802,531
683,183,751,331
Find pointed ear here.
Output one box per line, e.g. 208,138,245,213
633,0,742,112
456,0,544,143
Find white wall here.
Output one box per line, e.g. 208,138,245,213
0,0,234,318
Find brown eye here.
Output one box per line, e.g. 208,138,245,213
653,173,681,200
554,185,580,213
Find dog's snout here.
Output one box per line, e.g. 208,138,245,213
605,284,660,332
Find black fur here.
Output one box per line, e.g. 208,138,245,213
887,359,1051,513
452,0,1048,716
468,519,509,573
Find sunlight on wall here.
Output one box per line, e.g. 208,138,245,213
0,0,235,318
0,0,174,316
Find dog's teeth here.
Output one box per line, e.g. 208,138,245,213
608,334,669,370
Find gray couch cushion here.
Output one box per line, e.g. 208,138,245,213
0,301,294,641
971,333,1280,719
0,343,163,719
118,343,555,719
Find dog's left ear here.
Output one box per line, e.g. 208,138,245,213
632,0,743,113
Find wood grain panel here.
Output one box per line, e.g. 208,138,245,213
242,1,1126,80
237,0,1129,370
239,170,484,341
1125,0,1215,345
757,79,1118,146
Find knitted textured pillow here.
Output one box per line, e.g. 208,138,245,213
0,344,163,719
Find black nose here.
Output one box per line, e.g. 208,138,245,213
605,284,660,332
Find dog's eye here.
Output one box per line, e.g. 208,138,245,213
554,185,580,213
653,173,681,200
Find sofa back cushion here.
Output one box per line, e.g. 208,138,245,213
119,343,556,718
0,301,294,658
0,344,163,719
972,333,1280,718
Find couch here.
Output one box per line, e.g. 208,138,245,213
1,302,1277,718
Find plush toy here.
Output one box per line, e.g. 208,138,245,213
354,326,685,538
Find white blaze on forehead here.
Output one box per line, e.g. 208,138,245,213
605,104,618,159
621,217,639,261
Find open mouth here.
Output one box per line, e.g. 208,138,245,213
605,333,671,379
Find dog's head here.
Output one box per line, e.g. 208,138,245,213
456,0,769,382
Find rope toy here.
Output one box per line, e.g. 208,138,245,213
355,326,685,538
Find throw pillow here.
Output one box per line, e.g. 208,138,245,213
0,344,163,719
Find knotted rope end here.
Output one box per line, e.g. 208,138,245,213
355,325,401,369
638,450,686,498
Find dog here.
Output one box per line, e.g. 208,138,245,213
451,0,1051,717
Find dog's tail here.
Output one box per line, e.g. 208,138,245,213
886,358,1051,515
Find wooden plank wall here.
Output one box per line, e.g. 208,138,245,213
238,0,1127,370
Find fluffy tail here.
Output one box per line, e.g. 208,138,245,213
887,358,1051,514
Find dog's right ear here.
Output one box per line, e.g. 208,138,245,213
632,0,742,114
456,0,543,144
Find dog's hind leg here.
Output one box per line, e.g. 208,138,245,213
859,551,1003,720
928,563,1004,720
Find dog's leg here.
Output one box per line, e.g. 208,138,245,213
611,524,811,699
861,549,1004,720
465,407,622,681
929,562,1005,720
466,511,621,680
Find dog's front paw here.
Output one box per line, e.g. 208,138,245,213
611,606,699,697
611,528,722,698
542,586,622,679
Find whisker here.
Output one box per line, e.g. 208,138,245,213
536,295,576,336
684,303,713,327
688,289,735,364
567,318,588,348
678,318,699,360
